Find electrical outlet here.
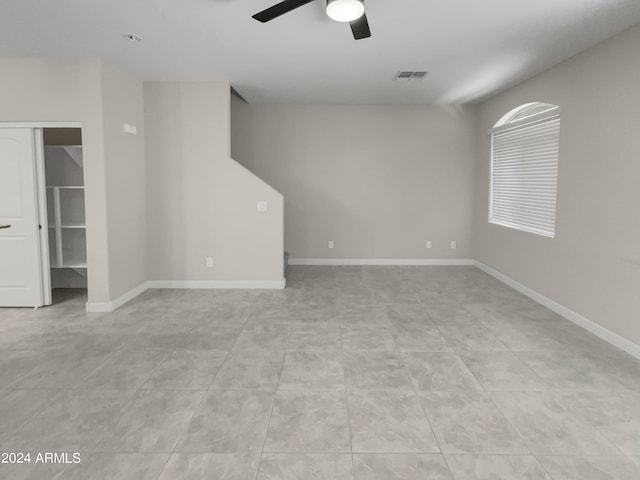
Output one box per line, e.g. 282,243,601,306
206,257,214,268
328,241,334,249
426,240,432,249
256,201,268,212
450,241,457,249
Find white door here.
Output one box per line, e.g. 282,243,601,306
0,128,47,307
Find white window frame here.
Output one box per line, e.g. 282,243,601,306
489,103,561,238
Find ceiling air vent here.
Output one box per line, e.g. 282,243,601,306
394,71,429,82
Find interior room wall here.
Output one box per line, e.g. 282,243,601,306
0,58,112,303
474,24,640,346
144,82,284,283
100,61,148,300
231,99,478,260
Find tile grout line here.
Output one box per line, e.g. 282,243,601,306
154,306,253,479
450,307,540,460
390,300,452,467
136,350,177,391
340,323,357,478
398,344,448,466
254,332,288,480
152,385,211,478
152,451,176,480
409,295,536,471
204,307,255,392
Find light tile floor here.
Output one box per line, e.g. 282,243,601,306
1,266,639,479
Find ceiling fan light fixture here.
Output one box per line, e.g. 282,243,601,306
326,0,365,23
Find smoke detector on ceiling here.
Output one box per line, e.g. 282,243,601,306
394,71,429,82
122,33,142,42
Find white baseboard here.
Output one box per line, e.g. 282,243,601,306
85,278,287,312
146,279,287,290
474,261,640,360
288,258,475,266
85,282,148,313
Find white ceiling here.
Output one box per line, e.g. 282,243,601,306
1,0,639,104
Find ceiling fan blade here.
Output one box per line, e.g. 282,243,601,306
350,13,371,39
253,0,315,23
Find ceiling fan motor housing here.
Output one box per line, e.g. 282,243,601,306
326,0,365,23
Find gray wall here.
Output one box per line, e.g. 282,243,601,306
0,58,143,304
232,101,479,260
100,61,148,300
145,82,284,283
231,24,640,347
474,24,640,346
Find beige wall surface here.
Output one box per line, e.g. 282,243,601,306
145,82,284,282
0,58,112,303
474,24,640,345
231,101,478,259
100,61,148,299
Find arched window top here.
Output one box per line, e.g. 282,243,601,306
489,102,560,136
494,102,559,129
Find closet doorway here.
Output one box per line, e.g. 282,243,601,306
0,124,87,308
43,127,88,304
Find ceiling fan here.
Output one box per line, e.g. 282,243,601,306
253,0,371,40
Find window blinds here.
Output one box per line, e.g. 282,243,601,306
490,115,560,237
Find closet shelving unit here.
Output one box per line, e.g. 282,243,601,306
45,146,87,283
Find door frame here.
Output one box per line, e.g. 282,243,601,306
0,121,83,307
33,128,51,306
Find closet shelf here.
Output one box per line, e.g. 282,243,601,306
45,145,87,275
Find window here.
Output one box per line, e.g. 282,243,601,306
489,102,560,237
